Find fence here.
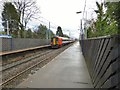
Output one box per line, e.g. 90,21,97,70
0,38,50,52
80,35,120,88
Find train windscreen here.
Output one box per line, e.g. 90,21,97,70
51,37,58,45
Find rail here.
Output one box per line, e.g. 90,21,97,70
1,42,74,88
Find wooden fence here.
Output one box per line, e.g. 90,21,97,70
80,35,120,89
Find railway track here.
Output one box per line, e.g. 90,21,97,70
2,46,51,66
2,49,53,83
1,43,73,88
1,49,52,72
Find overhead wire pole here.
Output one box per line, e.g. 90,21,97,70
81,0,87,52
37,17,50,39
49,21,50,39
76,0,87,52
6,20,9,35
76,0,87,39
37,16,59,39
83,0,87,19
38,20,48,39
82,0,87,39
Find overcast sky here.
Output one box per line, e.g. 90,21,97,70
35,0,101,38
0,0,103,38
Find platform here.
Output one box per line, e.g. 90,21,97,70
17,42,93,88
0,45,50,56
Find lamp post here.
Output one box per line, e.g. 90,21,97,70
76,11,84,52
77,11,89,39
76,11,83,40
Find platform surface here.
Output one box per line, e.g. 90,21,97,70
17,42,93,88
0,45,50,56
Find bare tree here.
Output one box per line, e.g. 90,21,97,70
13,0,40,30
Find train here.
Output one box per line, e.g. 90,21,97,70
51,36,74,48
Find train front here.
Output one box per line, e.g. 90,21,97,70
51,36,62,48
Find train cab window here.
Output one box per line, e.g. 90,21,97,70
51,37,58,42
51,37,59,45
56,38,58,41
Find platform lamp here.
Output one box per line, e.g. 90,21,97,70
76,11,84,52
76,11,83,40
